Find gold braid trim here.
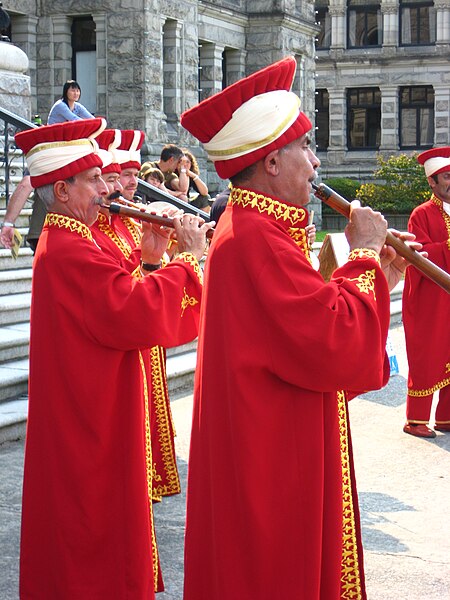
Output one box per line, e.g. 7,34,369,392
348,269,377,301
150,345,181,498
230,187,307,226
287,226,313,265
44,213,93,241
431,195,450,250
96,213,132,258
348,248,381,265
175,252,203,285
337,390,363,600
408,375,450,397
121,216,142,246
138,351,160,590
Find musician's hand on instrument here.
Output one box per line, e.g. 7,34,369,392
173,214,215,260
345,200,387,254
380,229,426,291
140,220,172,265
305,223,316,247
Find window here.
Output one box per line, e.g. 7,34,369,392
315,89,329,150
347,0,382,48
400,0,435,46
315,1,331,49
399,86,434,148
71,17,96,114
347,88,381,149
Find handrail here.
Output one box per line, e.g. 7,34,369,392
0,106,35,203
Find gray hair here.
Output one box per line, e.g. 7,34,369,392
36,176,75,209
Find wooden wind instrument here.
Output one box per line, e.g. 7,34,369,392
312,182,450,294
106,202,215,240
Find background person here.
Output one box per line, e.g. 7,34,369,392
402,147,450,438
47,80,95,124
180,56,418,600
177,149,211,212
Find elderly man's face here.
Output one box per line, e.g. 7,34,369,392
102,171,123,200
275,135,320,207
63,167,109,226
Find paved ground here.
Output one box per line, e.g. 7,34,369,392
1,324,449,599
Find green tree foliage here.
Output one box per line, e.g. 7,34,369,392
355,153,430,214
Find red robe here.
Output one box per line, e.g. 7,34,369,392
92,211,181,501
402,196,450,408
20,213,203,600
184,187,391,600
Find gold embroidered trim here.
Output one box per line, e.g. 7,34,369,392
230,187,307,226
348,269,377,300
287,226,312,265
348,248,381,265
122,216,142,246
26,138,94,157
337,390,363,600
139,351,159,589
150,345,181,498
176,252,203,285
431,195,450,250
181,287,199,317
96,213,133,257
45,213,93,241
408,376,450,397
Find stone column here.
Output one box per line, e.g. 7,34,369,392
329,1,346,50
92,13,107,120
223,48,246,87
435,1,450,45
380,86,399,151
199,42,224,102
327,88,347,162
434,85,450,146
9,15,38,113
51,16,72,98
163,19,183,132
381,0,399,48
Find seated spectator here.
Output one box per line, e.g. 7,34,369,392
47,80,95,124
140,144,188,201
178,149,211,212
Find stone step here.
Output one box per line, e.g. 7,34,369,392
0,322,30,362
0,267,32,295
0,247,33,270
0,292,31,326
0,347,198,444
0,206,32,229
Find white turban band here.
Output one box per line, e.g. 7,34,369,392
26,139,100,177
423,157,450,177
203,90,301,161
98,129,122,168
116,130,142,165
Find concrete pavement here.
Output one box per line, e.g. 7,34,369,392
1,324,449,599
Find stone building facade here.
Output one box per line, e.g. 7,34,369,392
315,0,450,181
3,0,319,194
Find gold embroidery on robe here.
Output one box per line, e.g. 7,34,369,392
230,187,307,226
337,390,363,600
181,287,199,317
45,213,93,241
348,269,377,300
176,252,203,284
431,195,450,250
287,226,312,265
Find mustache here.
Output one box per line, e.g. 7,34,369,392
108,190,121,201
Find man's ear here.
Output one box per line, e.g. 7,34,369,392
53,180,70,204
263,150,281,177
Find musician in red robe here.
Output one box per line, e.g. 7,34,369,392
402,147,450,438
180,57,415,600
14,118,212,600
94,128,183,503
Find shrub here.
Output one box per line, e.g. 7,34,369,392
355,153,430,214
321,178,361,212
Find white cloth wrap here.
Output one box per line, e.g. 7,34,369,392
98,129,122,168
423,157,450,177
203,90,301,161
116,130,142,166
26,139,100,176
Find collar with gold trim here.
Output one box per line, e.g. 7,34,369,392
229,187,308,228
44,213,94,242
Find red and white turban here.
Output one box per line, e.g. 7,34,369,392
116,130,145,170
418,147,450,177
15,118,106,187
181,56,312,179
96,129,122,174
